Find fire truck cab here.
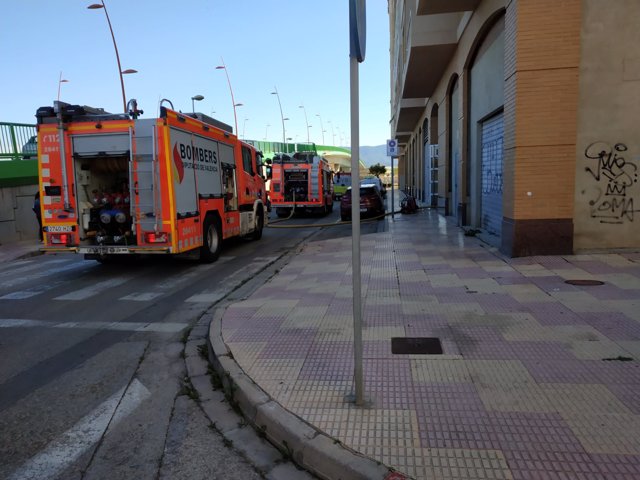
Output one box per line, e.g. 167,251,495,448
35,101,267,263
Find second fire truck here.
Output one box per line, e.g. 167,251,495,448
269,151,333,217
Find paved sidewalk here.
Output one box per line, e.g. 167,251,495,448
218,208,640,479
0,239,41,263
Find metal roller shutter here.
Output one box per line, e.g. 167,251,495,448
480,113,504,236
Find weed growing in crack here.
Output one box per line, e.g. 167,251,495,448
180,326,193,344
281,440,294,461
237,418,249,429
208,367,223,390
179,377,199,401
197,343,209,359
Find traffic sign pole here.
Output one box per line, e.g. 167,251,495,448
387,139,398,219
391,155,395,219
350,0,366,407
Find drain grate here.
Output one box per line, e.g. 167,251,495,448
565,279,605,286
391,337,443,355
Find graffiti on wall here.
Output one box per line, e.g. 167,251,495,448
584,142,638,224
481,137,503,194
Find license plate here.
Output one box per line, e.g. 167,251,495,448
360,208,368,213
45,225,73,232
83,246,130,254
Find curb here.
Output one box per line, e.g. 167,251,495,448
207,306,409,480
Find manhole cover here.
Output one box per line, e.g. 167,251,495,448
391,337,443,355
565,279,605,286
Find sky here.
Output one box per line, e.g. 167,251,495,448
0,0,391,147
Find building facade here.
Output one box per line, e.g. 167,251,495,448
390,0,640,256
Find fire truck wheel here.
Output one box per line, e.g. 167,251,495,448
200,215,222,263
252,210,264,240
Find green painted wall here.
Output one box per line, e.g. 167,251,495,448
0,122,38,187
0,159,38,187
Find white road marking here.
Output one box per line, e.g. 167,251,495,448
186,290,230,303
120,264,204,301
8,379,150,480
0,318,187,333
0,319,48,328
0,261,89,290
119,292,163,301
185,257,275,303
54,277,131,301
0,279,69,300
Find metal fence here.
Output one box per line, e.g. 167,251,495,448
0,122,37,161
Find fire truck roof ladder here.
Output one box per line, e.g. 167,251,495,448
131,120,161,232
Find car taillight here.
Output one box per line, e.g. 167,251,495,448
145,232,169,243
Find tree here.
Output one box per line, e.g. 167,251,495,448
368,163,387,178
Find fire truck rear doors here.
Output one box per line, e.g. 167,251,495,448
71,131,131,237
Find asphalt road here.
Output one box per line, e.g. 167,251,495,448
0,206,386,479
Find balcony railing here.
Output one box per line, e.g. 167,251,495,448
0,122,37,161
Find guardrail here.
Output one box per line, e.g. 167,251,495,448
0,122,37,161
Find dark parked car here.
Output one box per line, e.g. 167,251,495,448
340,184,385,221
22,136,37,159
360,176,386,198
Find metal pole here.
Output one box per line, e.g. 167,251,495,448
57,113,71,211
391,155,395,219
299,105,310,143
350,55,364,406
218,59,238,135
57,72,68,102
272,87,286,146
99,0,127,113
316,114,325,145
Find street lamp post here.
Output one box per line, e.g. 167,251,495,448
88,1,137,113
242,118,249,139
327,120,336,146
216,58,240,135
315,114,325,145
327,120,336,145
57,72,69,102
271,87,287,146
191,94,204,113
298,104,311,143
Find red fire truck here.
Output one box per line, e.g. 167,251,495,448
269,151,333,217
35,101,267,263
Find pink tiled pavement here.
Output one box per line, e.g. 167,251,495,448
222,208,640,479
